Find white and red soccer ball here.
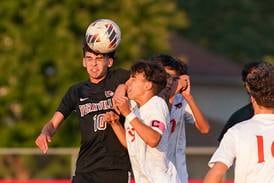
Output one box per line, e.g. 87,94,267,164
85,19,121,54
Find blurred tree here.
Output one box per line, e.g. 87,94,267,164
263,55,274,65
0,0,188,147
179,0,274,63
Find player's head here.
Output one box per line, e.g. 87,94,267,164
82,40,116,60
151,54,188,76
82,41,115,83
151,54,188,96
244,61,274,108
126,61,167,101
241,61,261,83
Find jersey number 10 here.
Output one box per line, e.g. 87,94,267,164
94,114,107,132
256,135,274,163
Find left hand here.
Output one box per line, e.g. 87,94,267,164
103,111,119,125
112,84,128,114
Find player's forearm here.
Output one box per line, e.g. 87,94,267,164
203,163,227,183
41,122,57,137
203,172,223,183
130,118,161,147
114,84,127,97
110,122,127,148
41,112,64,137
184,94,210,134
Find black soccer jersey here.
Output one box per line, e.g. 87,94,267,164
57,69,131,173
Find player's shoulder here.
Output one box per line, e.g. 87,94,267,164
70,80,88,87
108,68,130,77
228,117,256,134
140,96,166,110
225,116,270,143
106,68,130,84
150,96,168,106
148,96,169,113
66,81,88,92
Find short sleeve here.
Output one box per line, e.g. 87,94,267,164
57,86,78,119
208,129,237,169
148,98,169,135
184,103,195,124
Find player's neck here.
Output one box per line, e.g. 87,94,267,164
89,75,107,84
254,107,274,114
135,93,155,107
252,101,274,114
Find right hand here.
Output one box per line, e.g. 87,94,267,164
35,112,64,154
35,133,52,154
114,96,131,117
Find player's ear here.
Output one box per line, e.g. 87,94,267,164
144,81,153,91
82,58,87,68
250,95,256,105
107,58,113,68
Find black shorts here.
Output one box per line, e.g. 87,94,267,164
72,169,130,183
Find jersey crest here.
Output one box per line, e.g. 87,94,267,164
174,102,182,109
105,90,114,98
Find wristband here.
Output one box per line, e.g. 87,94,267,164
126,111,137,122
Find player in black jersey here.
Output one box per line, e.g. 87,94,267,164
35,29,131,183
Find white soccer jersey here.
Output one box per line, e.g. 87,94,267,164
167,94,195,183
209,114,274,183
125,96,180,183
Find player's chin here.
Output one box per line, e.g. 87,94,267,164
90,73,104,80
127,92,134,100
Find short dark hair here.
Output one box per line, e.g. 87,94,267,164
130,61,167,94
241,61,261,82
150,54,188,75
244,62,274,107
82,40,116,59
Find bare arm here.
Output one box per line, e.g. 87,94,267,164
112,84,128,114
129,117,161,147
35,111,64,154
103,112,127,148
115,96,161,148
203,162,228,183
181,75,210,134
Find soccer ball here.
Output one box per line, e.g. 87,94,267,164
85,19,121,54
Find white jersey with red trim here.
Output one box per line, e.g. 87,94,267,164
208,114,274,183
167,94,195,183
125,96,180,183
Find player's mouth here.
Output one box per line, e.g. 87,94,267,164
89,68,99,74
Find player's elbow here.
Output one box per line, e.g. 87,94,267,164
197,121,210,134
146,135,161,148
200,126,210,134
122,142,128,149
147,141,159,148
